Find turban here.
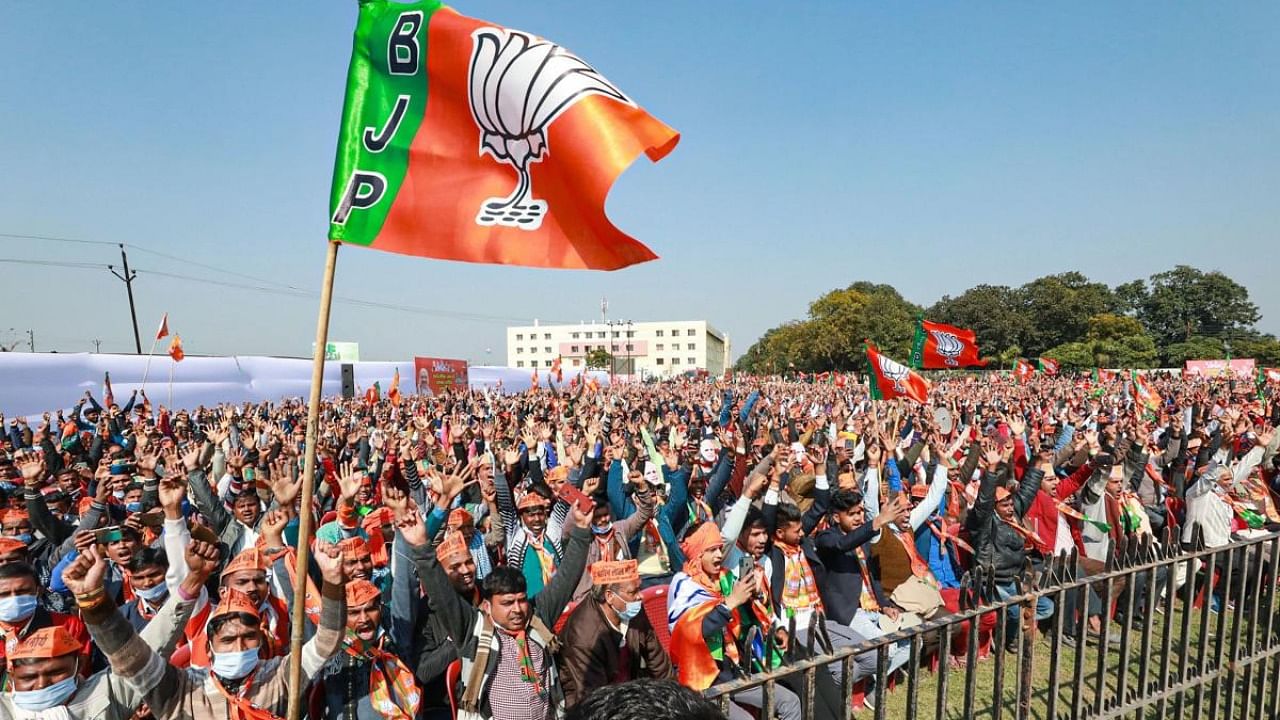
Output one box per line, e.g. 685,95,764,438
680,521,723,561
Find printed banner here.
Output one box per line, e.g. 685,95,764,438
414,357,469,396
1184,359,1256,379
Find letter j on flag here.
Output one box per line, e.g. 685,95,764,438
328,0,680,270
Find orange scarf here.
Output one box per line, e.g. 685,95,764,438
212,672,281,720
344,633,422,720
526,531,556,587
776,542,823,615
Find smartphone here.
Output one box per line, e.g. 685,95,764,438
738,554,755,583
138,513,165,528
97,526,124,544
557,482,595,514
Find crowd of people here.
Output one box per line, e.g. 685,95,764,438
0,369,1277,720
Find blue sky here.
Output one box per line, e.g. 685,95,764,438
2,1,1277,362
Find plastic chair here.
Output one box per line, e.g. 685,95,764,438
554,600,580,634
445,659,463,719
641,585,671,652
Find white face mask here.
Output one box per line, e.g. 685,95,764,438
211,647,261,680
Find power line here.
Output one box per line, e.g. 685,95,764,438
0,258,105,270
4,231,578,326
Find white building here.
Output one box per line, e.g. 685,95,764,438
506,320,729,380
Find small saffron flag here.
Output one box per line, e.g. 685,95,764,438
102,372,114,408
155,312,170,341
1014,359,1036,383
1131,371,1161,410
167,336,184,363
388,368,402,405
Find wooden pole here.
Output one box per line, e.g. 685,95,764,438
285,239,340,720
141,335,160,389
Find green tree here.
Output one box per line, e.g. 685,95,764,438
1159,336,1225,367
1127,266,1260,347
585,348,612,370
1017,272,1116,356
927,285,1032,360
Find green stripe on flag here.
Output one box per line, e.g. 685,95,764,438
329,0,441,245
910,316,925,369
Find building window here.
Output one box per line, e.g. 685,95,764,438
656,330,664,337
688,357,697,365
517,348,523,354
545,360,553,367
572,358,581,367
656,343,664,351
672,329,680,337
611,331,619,338
571,345,579,353
542,333,549,340
626,331,635,338
672,358,680,365
516,361,524,368
688,343,696,351
656,358,664,365
626,344,633,351
571,332,579,339
592,331,602,338
542,347,550,354
687,329,696,336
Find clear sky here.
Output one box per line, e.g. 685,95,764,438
2,2,1277,362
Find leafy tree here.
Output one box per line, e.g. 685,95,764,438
928,285,1033,360
1017,272,1116,356
1232,337,1280,367
1044,336,1157,369
1084,313,1146,342
1126,266,1260,347
1159,336,1225,367
585,348,613,370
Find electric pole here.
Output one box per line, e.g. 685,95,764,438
27,329,34,352
108,244,142,354
93,339,102,353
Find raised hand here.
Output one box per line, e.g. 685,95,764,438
185,540,222,584
62,544,109,598
16,452,45,487
395,505,429,547
260,509,290,547
313,541,345,585
383,484,411,519
337,462,365,503
181,442,204,473
581,474,601,497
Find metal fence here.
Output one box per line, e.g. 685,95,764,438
704,528,1280,720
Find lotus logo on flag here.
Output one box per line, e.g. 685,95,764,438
878,355,911,393
468,28,632,230
930,330,964,367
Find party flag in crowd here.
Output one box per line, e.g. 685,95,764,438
102,372,114,407
327,0,679,270
388,367,402,405
1093,368,1117,383
912,319,986,369
1038,357,1060,375
531,367,540,388
1131,370,1161,410
155,312,170,340
866,343,930,403
168,336,184,362
1014,358,1036,382
552,356,563,383
365,382,382,405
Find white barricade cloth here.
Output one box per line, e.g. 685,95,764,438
0,353,609,417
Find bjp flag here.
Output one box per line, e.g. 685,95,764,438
911,319,986,369
1014,358,1036,382
866,343,930,404
328,0,679,270
1038,357,1060,376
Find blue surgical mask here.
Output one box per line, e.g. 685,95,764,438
591,524,612,536
12,673,78,710
0,593,38,623
125,501,143,513
616,597,642,622
212,647,261,680
14,533,32,545
134,582,169,602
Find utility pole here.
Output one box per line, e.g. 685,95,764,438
93,339,102,353
108,244,142,354
27,329,34,352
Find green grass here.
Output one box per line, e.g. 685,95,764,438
873,586,1280,720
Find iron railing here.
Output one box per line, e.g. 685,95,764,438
704,528,1280,720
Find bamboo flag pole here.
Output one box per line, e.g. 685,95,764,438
141,334,160,390
285,239,340,720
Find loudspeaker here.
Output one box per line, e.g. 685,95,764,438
341,364,355,399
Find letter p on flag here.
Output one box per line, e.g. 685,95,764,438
328,0,679,270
